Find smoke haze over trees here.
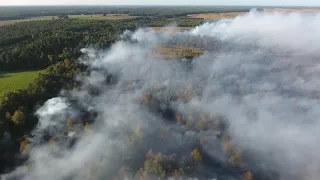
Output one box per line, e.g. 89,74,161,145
2,10,320,180
0,17,205,71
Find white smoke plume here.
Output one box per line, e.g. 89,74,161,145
2,10,320,180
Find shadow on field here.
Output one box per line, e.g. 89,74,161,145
0,72,12,78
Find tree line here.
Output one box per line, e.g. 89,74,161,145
0,17,208,71
0,60,85,174
0,59,256,179
0,19,136,71
0,6,251,21
0,15,264,179
0,16,203,173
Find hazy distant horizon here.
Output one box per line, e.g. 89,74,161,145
1,5,320,7
1,0,320,7
1,5,320,9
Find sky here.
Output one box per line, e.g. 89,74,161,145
0,0,320,6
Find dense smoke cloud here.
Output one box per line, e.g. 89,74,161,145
2,11,320,180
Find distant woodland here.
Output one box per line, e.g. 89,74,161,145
0,8,212,173
0,6,253,178
0,6,251,20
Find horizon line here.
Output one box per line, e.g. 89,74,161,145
0,4,320,7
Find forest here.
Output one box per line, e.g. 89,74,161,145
1,5,317,180
0,59,84,174
0,19,134,71
0,17,207,71
0,6,252,20
0,9,219,175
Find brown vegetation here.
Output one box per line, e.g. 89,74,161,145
20,139,31,152
138,88,252,178
243,171,254,180
0,21,15,27
187,12,246,20
11,110,25,125
152,47,205,59
191,149,202,162
187,8,320,21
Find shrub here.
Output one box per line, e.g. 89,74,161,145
11,110,25,125
191,149,202,162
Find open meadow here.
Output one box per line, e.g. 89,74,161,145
0,14,136,26
187,12,247,20
0,16,59,26
68,14,137,20
0,70,44,94
187,8,320,21
152,46,206,59
150,26,193,32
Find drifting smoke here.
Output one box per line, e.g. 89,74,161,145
2,11,320,180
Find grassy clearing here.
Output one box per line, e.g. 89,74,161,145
186,8,320,21
187,12,247,20
150,27,193,33
68,14,137,20
0,14,136,27
0,16,57,26
0,70,45,94
152,47,206,59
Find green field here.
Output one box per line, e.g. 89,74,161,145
0,14,137,26
0,70,44,94
0,16,57,26
69,14,137,20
